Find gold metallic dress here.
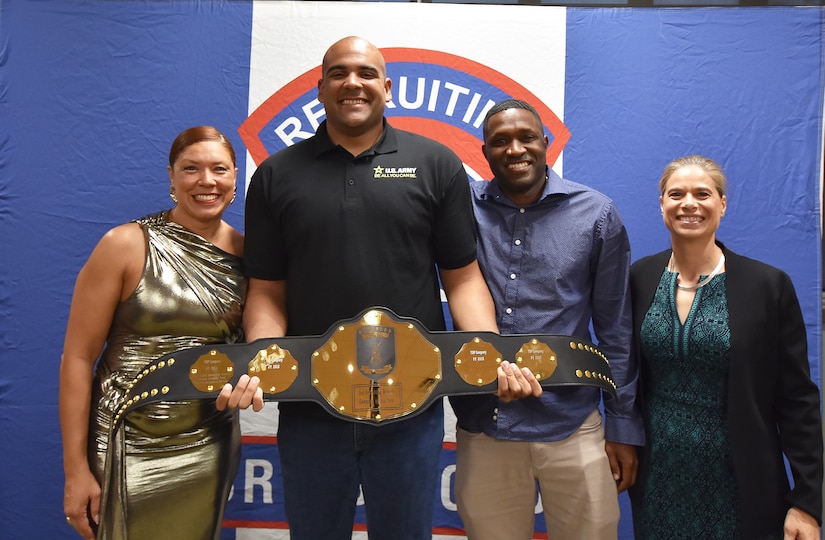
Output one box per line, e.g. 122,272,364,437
90,211,245,540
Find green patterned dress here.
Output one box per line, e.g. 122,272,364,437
634,269,743,539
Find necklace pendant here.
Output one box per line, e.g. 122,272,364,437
669,252,726,291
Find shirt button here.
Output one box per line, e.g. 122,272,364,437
348,179,355,185
519,208,526,213
492,415,497,421
505,307,513,314
493,407,498,413
514,239,521,246
509,273,516,280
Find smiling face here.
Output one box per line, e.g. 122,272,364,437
317,37,392,144
482,107,549,206
660,164,727,242
168,140,237,227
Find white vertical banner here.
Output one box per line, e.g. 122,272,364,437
231,2,568,538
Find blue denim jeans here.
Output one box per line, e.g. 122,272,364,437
277,399,444,540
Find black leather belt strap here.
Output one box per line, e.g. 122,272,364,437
114,307,615,425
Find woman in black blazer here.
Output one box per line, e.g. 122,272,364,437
628,155,822,539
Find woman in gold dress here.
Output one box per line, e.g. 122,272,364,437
59,126,245,540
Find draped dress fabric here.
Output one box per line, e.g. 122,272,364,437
89,211,245,540
634,269,745,539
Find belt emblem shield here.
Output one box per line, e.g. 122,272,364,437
356,326,396,380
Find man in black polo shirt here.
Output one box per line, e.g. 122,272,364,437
220,36,541,539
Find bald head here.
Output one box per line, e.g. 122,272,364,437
322,36,387,79
317,36,392,153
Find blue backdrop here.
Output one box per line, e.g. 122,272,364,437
1,2,822,539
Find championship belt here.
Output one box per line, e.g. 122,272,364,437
113,307,616,426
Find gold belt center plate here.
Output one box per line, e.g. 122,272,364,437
312,309,442,422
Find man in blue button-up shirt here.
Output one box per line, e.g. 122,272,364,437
450,99,644,539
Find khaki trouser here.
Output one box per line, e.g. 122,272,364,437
455,409,619,540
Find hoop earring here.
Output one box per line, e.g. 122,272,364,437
230,187,237,204
170,186,178,204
